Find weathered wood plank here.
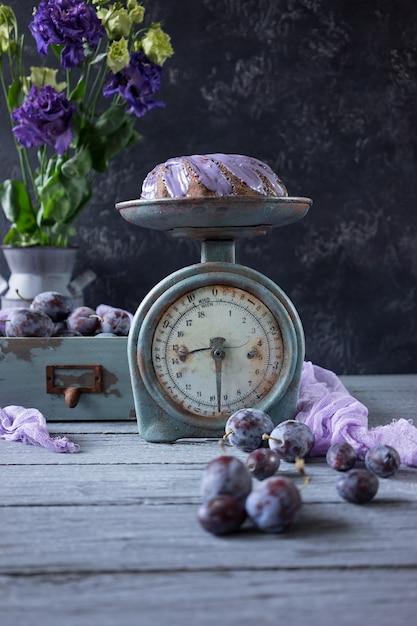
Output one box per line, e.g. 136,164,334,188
0,458,415,505
0,434,228,465
1,496,416,574
341,374,417,425
0,569,416,626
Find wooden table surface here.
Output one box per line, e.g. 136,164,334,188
1,374,417,626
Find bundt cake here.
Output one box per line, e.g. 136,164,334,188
141,154,288,199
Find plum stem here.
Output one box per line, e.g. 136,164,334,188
15,289,32,303
223,429,233,441
295,457,312,487
262,433,283,445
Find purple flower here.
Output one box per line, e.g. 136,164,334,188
103,51,165,118
12,85,75,154
29,0,105,68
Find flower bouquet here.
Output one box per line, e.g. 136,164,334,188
0,0,173,247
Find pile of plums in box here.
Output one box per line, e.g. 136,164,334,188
0,291,132,338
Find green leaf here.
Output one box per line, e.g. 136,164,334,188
88,140,108,172
7,76,22,110
69,77,86,103
50,43,64,62
78,123,108,172
44,154,61,179
50,222,77,247
61,148,92,178
94,103,128,135
0,179,37,233
90,52,108,66
104,119,140,160
2,226,49,247
127,129,141,147
38,170,92,225
3,227,22,246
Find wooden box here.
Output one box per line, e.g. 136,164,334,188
0,337,135,421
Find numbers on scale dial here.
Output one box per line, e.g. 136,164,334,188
151,285,284,417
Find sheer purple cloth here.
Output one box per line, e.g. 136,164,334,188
0,405,79,453
297,362,417,467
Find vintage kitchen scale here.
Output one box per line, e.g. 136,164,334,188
116,195,312,442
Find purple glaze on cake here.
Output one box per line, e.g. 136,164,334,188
211,154,283,195
141,166,159,197
141,154,287,199
163,157,191,197
186,155,232,195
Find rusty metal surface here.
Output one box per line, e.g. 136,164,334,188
116,196,312,235
46,364,102,408
127,262,304,442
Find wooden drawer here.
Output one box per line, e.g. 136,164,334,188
0,337,135,421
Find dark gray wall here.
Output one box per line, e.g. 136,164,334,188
1,0,417,375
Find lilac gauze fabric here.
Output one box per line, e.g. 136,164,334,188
0,405,79,453
296,361,417,467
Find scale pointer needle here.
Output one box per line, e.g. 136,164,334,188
210,337,226,413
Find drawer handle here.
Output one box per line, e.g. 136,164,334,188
46,364,102,408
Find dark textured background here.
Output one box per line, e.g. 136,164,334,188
1,0,417,375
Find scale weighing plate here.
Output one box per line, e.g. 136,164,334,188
116,196,312,442
117,196,311,238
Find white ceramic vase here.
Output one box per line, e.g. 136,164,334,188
0,246,95,309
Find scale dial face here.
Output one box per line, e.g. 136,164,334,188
147,284,286,418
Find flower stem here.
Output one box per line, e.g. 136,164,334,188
85,46,109,118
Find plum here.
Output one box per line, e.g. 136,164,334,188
98,307,131,336
224,408,275,452
5,308,54,337
0,307,20,336
66,306,100,336
30,291,73,322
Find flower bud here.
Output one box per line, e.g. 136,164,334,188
28,67,66,92
128,1,145,25
107,38,130,73
140,23,174,66
98,7,132,40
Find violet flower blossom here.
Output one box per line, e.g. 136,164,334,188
29,0,105,68
103,51,165,118
12,85,75,154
